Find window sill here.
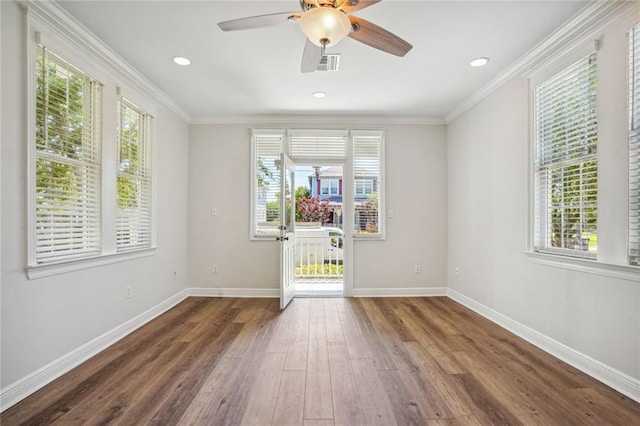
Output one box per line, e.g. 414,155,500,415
26,247,156,280
525,251,639,282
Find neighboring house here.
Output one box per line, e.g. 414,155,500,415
308,166,344,202
308,166,378,230
308,166,378,203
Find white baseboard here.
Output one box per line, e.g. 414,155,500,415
0,289,189,412
351,287,448,297
447,288,640,403
188,287,279,298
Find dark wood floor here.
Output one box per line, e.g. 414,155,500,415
2,297,639,425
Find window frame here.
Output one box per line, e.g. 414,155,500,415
31,44,104,265
116,95,154,252
629,23,640,266
250,129,285,240
250,129,385,241
529,43,599,260
26,11,157,279
352,130,386,240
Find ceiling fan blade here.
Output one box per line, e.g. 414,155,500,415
301,39,322,73
218,12,300,31
348,16,412,57
341,0,382,13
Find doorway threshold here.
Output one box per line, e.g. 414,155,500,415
295,279,343,297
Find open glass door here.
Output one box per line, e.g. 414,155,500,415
279,153,296,309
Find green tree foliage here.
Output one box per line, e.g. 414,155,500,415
35,49,93,210
257,157,272,189
544,59,598,251
117,104,141,209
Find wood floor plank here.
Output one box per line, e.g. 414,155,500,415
304,302,334,420
346,299,397,370
177,355,243,424
182,300,282,426
327,342,366,426
350,358,397,426
2,296,638,426
403,341,476,419
240,352,287,426
284,298,311,371
360,298,453,420
271,370,306,426
303,420,335,426
336,299,373,360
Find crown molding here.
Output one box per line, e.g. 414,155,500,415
190,114,446,126
444,0,635,124
21,0,192,123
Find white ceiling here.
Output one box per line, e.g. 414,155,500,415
57,0,588,121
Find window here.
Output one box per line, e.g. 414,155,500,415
252,130,284,237
251,129,384,239
321,179,339,195
533,52,598,258
630,23,640,265
353,131,384,237
355,179,374,195
117,97,152,251
32,46,102,265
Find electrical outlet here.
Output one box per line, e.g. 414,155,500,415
388,209,394,218
126,286,132,299
211,208,218,217
415,264,421,273
212,265,219,273
455,266,460,275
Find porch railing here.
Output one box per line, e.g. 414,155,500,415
294,235,343,280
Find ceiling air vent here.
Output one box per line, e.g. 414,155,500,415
317,54,340,72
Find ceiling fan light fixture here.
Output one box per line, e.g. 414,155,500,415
298,7,352,47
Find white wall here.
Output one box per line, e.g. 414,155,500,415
447,7,639,383
188,123,447,294
1,0,190,389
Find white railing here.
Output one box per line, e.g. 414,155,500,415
295,235,343,280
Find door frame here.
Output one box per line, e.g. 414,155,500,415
289,159,353,297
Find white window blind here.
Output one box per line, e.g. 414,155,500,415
33,46,102,264
534,52,598,257
253,130,284,236
116,97,152,251
289,130,347,159
353,132,384,236
629,24,640,265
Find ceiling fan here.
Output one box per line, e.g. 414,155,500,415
217,0,412,73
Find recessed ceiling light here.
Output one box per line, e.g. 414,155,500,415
173,56,191,66
312,91,326,98
470,57,490,67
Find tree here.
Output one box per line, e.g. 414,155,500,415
257,157,272,189
298,196,332,224
35,50,93,212
294,187,311,221
356,192,379,233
